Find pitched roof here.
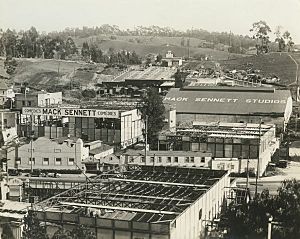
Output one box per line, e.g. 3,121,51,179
163,87,291,115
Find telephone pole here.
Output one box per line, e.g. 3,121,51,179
255,118,262,197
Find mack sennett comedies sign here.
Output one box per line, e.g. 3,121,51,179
22,107,119,118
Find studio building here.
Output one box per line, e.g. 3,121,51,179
18,105,144,149
163,87,292,131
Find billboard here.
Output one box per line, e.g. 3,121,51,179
22,107,119,118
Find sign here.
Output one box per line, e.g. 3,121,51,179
22,107,119,118
164,97,287,104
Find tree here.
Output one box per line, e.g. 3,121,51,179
52,225,95,239
220,179,300,239
274,26,285,52
156,54,162,63
81,42,90,60
141,88,165,149
174,69,185,88
82,89,96,98
65,37,77,56
283,31,294,52
250,20,272,54
22,210,48,239
4,56,18,75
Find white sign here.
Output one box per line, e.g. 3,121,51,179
22,107,119,118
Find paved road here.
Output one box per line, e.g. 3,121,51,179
237,161,300,195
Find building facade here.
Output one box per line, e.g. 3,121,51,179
123,150,212,168
7,137,88,170
163,87,292,131
15,91,62,110
18,106,144,149
158,122,279,176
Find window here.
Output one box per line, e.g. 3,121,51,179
55,158,62,165
231,164,235,170
43,158,49,165
167,157,171,163
158,157,162,163
54,149,61,153
190,157,194,163
28,158,35,165
28,101,32,106
22,101,25,106
185,157,189,163
174,157,178,163
141,157,145,163
68,158,75,165
150,157,155,163
201,157,205,163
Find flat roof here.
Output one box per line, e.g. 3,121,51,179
163,87,291,115
34,165,227,223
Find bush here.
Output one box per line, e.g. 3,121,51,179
82,89,96,98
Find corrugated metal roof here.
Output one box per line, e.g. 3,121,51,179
163,88,291,115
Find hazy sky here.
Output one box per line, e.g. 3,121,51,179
1,0,300,43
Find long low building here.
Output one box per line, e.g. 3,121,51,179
163,87,292,131
33,165,231,239
158,122,279,176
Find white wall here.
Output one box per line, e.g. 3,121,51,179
7,137,88,170
120,109,143,148
170,172,230,239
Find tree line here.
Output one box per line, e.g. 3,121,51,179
82,42,141,65
0,27,78,59
46,24,258,52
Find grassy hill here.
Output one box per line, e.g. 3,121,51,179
9,58,104,88
220,53,298,86
74,35,246,60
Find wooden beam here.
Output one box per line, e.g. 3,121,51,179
59,202,180,215
110,178,209,188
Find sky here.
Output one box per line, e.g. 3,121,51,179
1,0,300,43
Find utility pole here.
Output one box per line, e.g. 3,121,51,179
246,157,250,190
255,118,262,198
145,115,148,165
30,114,34,174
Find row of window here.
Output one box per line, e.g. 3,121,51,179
128,156,206,164
17,157,75,166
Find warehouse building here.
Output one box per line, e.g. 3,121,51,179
158,122,279,176
163,87,292,131
33,165,231,239
18,105,144,149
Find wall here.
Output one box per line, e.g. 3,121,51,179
121,109,144,148
125,153,211,168
38,92,62,106
211,158,239,173
7,137,88,170
170,172,231,239
0,111,17,129
15,94,38,110
0,87,7,106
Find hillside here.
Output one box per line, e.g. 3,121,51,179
220,53,298,86
8,58,105,88
74,35,247,60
